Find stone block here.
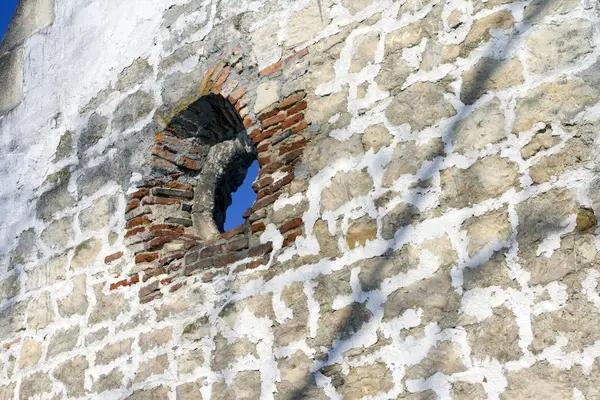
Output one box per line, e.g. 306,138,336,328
47,325,79,358
27,291,55,330
139,327,173,352
96,338,134,365
58,274,88,317
0,48,23,115
19,371,52,400
18,337,42,368
53,355,88,397
92,368,123,393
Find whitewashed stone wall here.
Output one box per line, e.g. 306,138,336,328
2,0,600,399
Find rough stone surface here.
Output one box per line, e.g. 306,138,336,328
453,98,505,153
53,355,88,397
18,338,42,368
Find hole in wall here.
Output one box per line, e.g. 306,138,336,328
223,160,258,231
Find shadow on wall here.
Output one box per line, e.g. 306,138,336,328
285,0,569,397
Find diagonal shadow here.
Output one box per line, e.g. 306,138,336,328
286,0,554,398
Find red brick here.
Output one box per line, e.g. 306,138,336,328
147,236,176,250
283,48,309,67
262,113,286,129
251,127,280,145
160,275,177,286
214,253,239,267
140,292,163,304
135,252,159,264
259,61,282,77
279,92,306,110
235,96,249,112
281,114,304,130
105,252,124,264
227,237,249,252
142,196,180,206
127,216,150,229
257,142,270,153
198,67,215,95
258,173,293,199
130,274,140,285
258,108,280,122
243,115,254,129
142,267,167,282
126,199,140,213
151,145,177,162
164,181,193,191
184,258,213,275
125,227,146,238
229,87,247,103
170,282,185,293
249,259,264,269
200,243,224,258
176,156,201,170
220,224,245,239
151,156,178,173
282,148,304,164
212,66,231,94
280,217,304,234
130,189,149,199
110,278,128,291
155,132,190,153
249,243,273,257
279,139,306,155
258,155,272,167
149,224,185,234
284,229,303,246
252,221,266,233
252,176,274,192
286,101,307,116
291,121,309,134
259,161,283,176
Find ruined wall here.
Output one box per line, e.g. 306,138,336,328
2,0,600,398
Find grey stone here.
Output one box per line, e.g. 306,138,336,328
313,302,372,348
9,228,37,268
321,170,373,212
54,131,73,161
176,381,204,400
304,134,364,172
0,273,19,302
0,384,15,400
463,207,511,256
96,338,134,365
467,307,522,362
40,216,74,249
27,291,55,330
212,334,257,370
0,0,55,54
349,32,379,73
53,355,88,397
513,77,599,133
405,341,465,379
313,219,340,258
526,20,594,75
71,238,102,269
520,128,560,159
76,161,113,199
139,327,173,352
334,363,393,399
0,302,26,341
501,362,582,399
92,368,123,393
160,63,203,111
115,58,153,91
440,155,520,209
452,381,487,399
78,113,108,156
362,124,392,152
159,41,203,73
113,90,155,132
89,283,130,324
522,0,581,23
0,47,23,114
79,195,114,232
386,82,456,130
18,337,42,368
19,371,53,400
126,385,170,400
47,325,79,358
134,354,169,383
285,1,326,48
177,350,204,375
381,203,418,240
86,327,108,345
461,57,524,105
382,138,444,186
273,282,310,347
342,0,374,14
276,351,323,400
461,11,514,56
211,371,261,400
254,81,279,113
58,274,88,317
384,269,459,327
37,168,74,221
530,137,592,183
25,253,68,291
454,98,506,153
463,251,517,291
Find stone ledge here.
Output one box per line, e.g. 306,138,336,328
0,47,24,115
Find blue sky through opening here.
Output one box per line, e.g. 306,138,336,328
0,1,18,41
224,160,259,231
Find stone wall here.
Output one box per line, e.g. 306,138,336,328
2,0,600,398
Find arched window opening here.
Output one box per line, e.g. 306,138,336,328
166,92,257,240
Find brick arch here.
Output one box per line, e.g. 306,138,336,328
120,50,312,302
